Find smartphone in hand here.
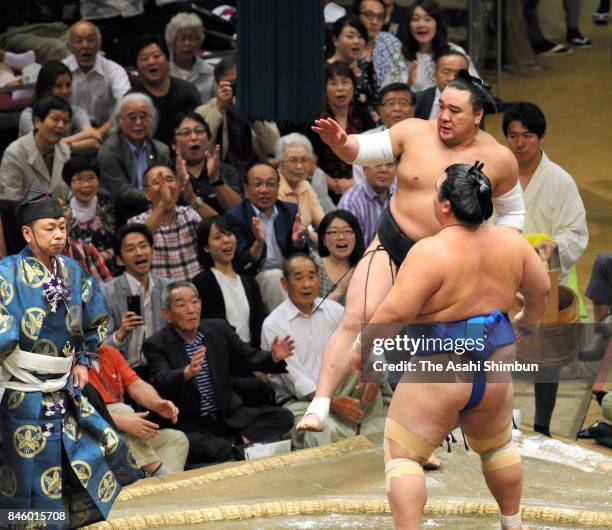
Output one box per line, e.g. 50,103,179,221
127,295,142,316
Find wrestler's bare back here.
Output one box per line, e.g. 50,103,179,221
389,118,518,241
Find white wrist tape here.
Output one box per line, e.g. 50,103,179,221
493,182,525,231
305,397,331,425
353,130,394,166
500,512,522,529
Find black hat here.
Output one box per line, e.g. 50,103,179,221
17,184,63,226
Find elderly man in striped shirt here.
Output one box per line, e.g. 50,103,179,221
338,160,397,245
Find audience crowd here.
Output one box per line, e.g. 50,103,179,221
0,0,606,470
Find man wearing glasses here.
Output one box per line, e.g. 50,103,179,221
225,162,307,312
98,93,171,223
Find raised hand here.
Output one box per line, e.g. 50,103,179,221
184,347,206,380
206,144,222,182
291,212,307,245
251,216,266,243
271,335,295,362
311,118,348,147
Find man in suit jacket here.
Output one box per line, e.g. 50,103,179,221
98,93,171,223
225,162,307,312
415,49,470,121
1,96,71,201
143,280,295,463
102,224,169,380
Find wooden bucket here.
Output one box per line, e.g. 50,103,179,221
516,285,580,367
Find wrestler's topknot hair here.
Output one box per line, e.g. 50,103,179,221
439,161,493,226
446,69,497,116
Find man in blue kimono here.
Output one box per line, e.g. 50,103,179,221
0,187,142,528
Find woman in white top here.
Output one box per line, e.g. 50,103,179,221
401,0,479,92
165,12,216,104
192,216,267,348
19,60,102,152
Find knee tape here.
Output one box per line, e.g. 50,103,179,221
385,458,423,492
466,424,521,472
384,418,436,463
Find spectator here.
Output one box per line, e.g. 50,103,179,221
19,61,101,153
130,35,202,146
353,82,414,184
80,0,146,67
57,196,112,287
172,111,242,213
128,164,216,281
192,216,272,406
327,15,378,119
339,161,396,246
414,48,469,120
313,210,365,305
311,62,375,204
89,344,189,477
400,0,479,92
165,13,216,104
593,0,609,24
382,0,411,43
102,224,170,377
585,254,612,323
196,57,280,176
143,281,295,463
503,101,588,437
352,0,408,88
276,133,325,238
262,253,384,448
192,216,267,347
65,21,131,132
1,95,71,201
225,163,307,312
523,0,572,55
98,93,171,223
62,154,116,273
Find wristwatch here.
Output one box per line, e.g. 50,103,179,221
192,197,204,209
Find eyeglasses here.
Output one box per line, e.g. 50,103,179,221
175,33,199,42
360,11,385,22
123,112,151,123
284,157,311,166
175,127,207,138
379,99,414,109
325,229,355,237
249,181,278,190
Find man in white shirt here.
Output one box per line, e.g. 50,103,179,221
64,20,131,131
261,253,384,448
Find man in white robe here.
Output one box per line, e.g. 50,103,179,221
502,101,588,284
503,101,588,438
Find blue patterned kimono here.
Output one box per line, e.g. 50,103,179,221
0,247,142,528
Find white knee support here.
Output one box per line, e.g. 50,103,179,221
493,182,525,231
353,130,394,166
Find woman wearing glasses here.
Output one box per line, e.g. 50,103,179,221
313,210,365,306
352,0,408,88
165,13,216,104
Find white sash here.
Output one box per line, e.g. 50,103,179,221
0,347,73,393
